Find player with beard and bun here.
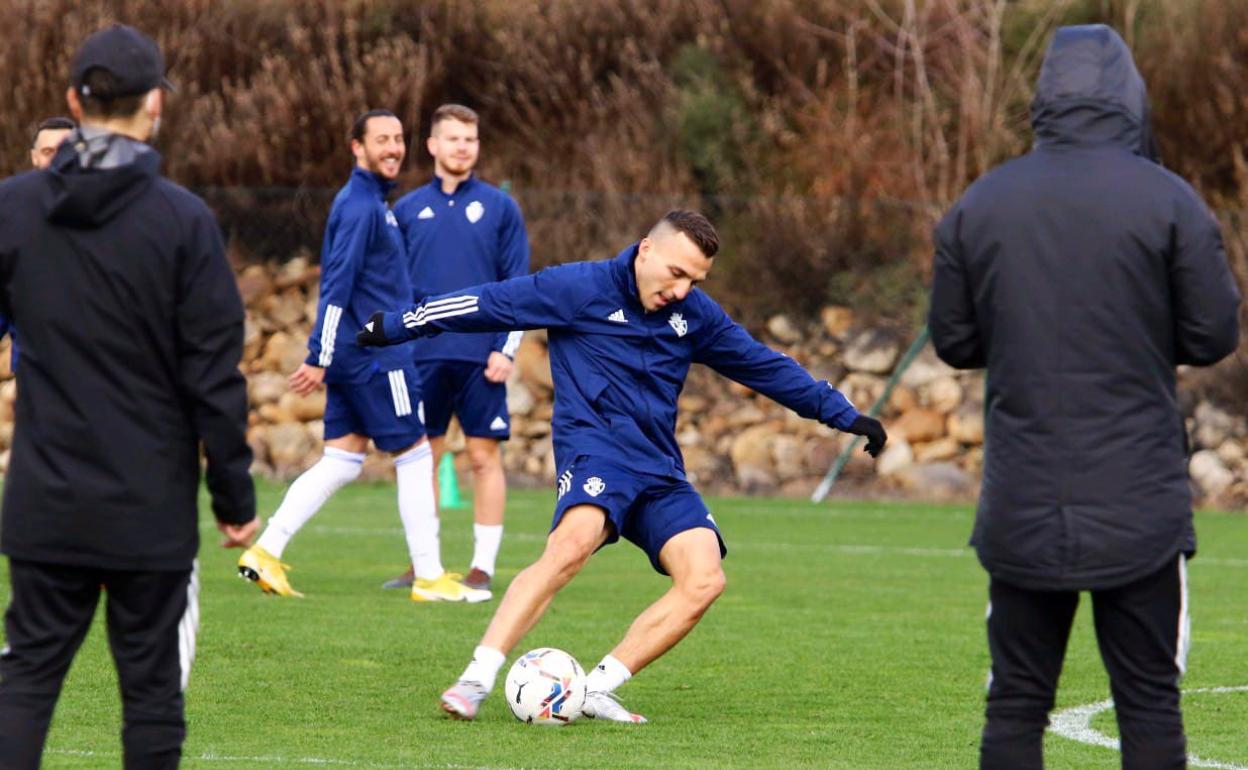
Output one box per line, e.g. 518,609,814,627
237,110,487,603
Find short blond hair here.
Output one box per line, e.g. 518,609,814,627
430,104,479,133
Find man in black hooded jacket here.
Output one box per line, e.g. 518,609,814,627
0,25,255,770
930,25,1241,770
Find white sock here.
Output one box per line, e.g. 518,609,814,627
257,447,364,557
460,645,506,691
470,524,504,576
586,654,632,694
395,443,443,581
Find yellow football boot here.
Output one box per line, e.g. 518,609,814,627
411,572,491,603
237,545,304,598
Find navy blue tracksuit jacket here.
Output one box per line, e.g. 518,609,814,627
394,175,529,363
381,245,860,479
307,168,413,383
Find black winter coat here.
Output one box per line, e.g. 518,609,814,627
0,134,254,571
929,25,1241,591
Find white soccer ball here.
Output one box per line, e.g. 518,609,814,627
503,647,587,726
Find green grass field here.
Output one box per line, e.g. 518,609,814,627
3,481,1246,769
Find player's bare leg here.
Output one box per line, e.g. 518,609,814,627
479,505,608,651
428,435,446,509
440,505,609,719
326,434,372,454
464,436,506,590
582,527,725,723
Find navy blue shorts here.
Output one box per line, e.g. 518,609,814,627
552,456,726,575
416,359,510,440
324,367,426,452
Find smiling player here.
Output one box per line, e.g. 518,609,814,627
238,110,485,603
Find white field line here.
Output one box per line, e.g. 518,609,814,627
47,748,544,770
212,522,1248,567
216,521,975,558
1048,685,1248,770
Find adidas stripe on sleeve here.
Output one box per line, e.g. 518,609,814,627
318,304,344,366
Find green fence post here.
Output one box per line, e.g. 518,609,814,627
811,325,932,503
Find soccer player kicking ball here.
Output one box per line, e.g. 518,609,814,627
238,109,486,603
358,210,887,721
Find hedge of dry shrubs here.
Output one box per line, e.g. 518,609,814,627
1,0,1244,398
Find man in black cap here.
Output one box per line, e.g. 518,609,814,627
0,25,255,770
930,25,1241,770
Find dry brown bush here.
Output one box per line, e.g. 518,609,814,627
0,0,1242,336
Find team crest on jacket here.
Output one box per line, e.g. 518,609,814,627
668,312,688,337
466,201,484,223
583,476,606,497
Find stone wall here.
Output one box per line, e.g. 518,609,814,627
0,260,1243,510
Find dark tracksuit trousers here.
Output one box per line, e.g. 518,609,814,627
980,556,1189,770
0,559,197,770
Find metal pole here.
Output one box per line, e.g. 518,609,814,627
811,325,931,503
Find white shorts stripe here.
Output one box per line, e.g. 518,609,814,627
388,370,412,417
1175,554,1190,675
387,371,402,416
984,599,993,691
502,330,524,358
178,560,201,692
396,370,413,416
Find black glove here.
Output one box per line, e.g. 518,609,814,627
356,311,390,347
847,415,888,458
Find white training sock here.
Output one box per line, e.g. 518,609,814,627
257,447,364,558
586,654,632,694
470,523,504,576
460,645,506,692
395,443,443,581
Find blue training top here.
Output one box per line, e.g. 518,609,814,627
394,175,529,364
381,245,860,479
306,167,413,384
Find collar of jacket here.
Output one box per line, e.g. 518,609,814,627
609,242,645,310
71,125,153,170
429,172,476,198
349,166,396,199
46,132,162,227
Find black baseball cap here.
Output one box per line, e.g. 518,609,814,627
70,24,175,99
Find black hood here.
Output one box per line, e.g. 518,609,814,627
45,132,161,228
1031,25,1159,161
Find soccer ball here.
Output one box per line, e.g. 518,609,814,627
503,647,587,725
